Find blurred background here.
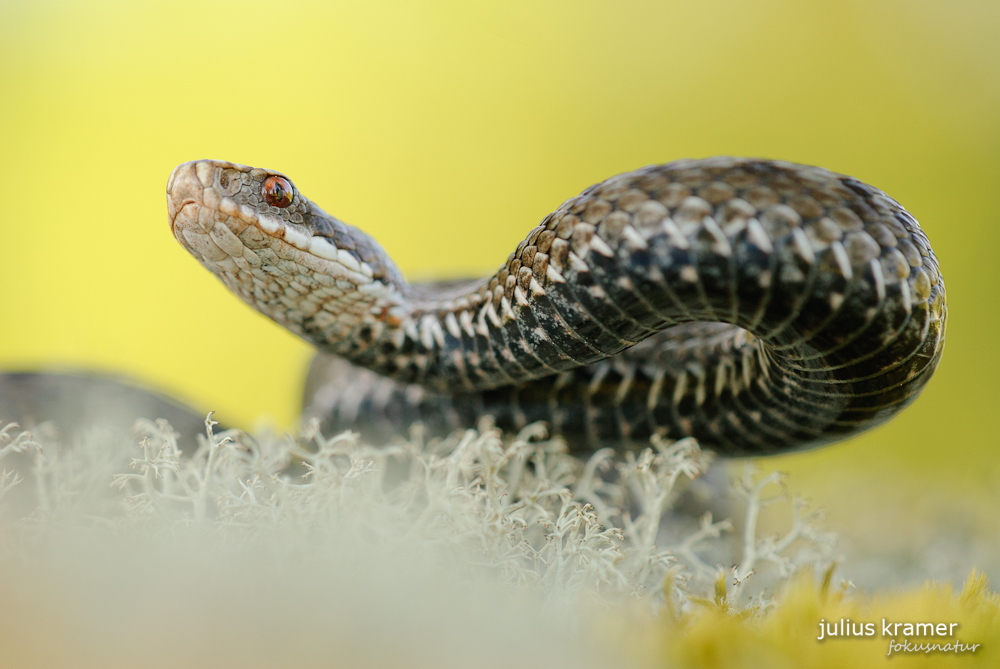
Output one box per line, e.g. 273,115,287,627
1,0,997,583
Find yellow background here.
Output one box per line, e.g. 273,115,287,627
1,1,997,536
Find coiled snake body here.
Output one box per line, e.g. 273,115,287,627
168,158,946,456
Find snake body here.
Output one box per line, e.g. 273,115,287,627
167,158,945,456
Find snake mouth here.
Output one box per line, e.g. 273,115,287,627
166,161,204,232
170,200,199,237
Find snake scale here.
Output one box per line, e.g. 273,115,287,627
167,157,946,456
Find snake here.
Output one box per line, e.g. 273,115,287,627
166,157,946,457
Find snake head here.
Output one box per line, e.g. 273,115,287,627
166,159,406,346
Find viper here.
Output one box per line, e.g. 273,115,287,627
162,157,945,456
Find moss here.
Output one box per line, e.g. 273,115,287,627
614,569,997,668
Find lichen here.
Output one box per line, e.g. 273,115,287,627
0,417,993,668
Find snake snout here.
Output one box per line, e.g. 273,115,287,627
166,160,214,232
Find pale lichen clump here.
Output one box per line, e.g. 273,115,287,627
24,414,832,610
1,415,992,668
0,422,41,503
0,414,832,595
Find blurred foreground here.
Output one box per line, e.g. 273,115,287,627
0,409,995,668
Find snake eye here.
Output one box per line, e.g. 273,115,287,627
262,176,294,208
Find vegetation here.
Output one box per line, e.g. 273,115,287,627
0,417,993,668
